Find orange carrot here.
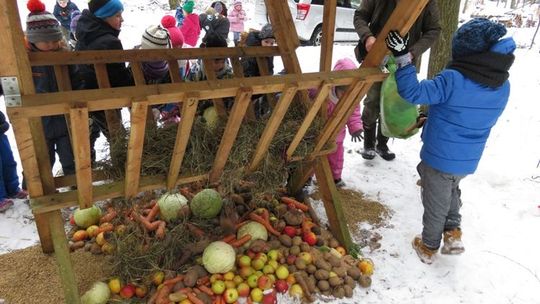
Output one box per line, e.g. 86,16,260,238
187,292,204,304
137,214,160,231
222,234,236,243
146,202,160,222
249,213,280,236
197,285,214,296
196,276,210,286
100,207,117,224
155,284,172,304
186,223,205,239
156,221,166,239
163,275,184,287
281,197,309,212
229,234,252,248
144,199,157,209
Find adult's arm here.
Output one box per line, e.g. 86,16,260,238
353,0,375,43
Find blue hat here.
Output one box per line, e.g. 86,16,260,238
452,18,507,58
89,0,123,19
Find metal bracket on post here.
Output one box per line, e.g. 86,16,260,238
1,77,22,107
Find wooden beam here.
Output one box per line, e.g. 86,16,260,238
124,101,148,198
209,88,253,182
69,105,93,209
166,94,199,190
95,63,124,136
28,46,282,66
248,84,298,172
286,82,331,160
202,59,228,117
54,170,108,188
320,0,337,72
255,57,276,109
130,62,147,86
167,60,183,83
313,157,354,252
49,211,80,303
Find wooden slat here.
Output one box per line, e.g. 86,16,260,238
31,174,208,214
124,101,148,198
289,144,337,162
49,210,80,303
248,84,298,172
255,57,276,109
69,105,93,208
95,63,124,135
209,88,253,182
313,157,354,252
8,69,387,118
54,170,108,188
28,46,282,66
53,65,72,91
168,60,182,83
320,0,337,73
286,82,331,160
202,58,228,116
166,94,199,190
130,62,146,85
230,57,244,77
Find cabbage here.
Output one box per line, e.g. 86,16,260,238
73,205,102,228
190,189,223,219
158,192,188,222
202,241,236,274
81,281,110,304
203,106,219,129
237,221,268,247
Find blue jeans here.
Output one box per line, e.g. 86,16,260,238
0,134,21,199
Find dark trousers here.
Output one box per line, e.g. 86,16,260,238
90,110,114,163
0,134,21,199
361,82,389,150
47,135,75,176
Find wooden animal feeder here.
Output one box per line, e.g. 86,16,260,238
0,0,430,301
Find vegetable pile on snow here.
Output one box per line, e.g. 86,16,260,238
190,188,223,219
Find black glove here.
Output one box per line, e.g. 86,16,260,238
351,130,363,142
385,30,410,57
416,113,427,129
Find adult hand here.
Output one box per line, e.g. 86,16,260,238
416,113,427,128
365,36,376,52
385,30,410,57
351,130,363,142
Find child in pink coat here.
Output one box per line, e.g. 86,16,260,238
320,58,364,187
228,0,245,45
179,0,201,47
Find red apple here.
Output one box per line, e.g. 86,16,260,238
223,288,239,304
274,279,289,293
282,226,297,238
119,284,135,299
237,282,250,297
247,250,256,259
286,254,297,265
134,285,147,298
262,289,277,304
302,231,317,246
257,275,273,290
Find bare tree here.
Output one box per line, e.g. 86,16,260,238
428,0,461,78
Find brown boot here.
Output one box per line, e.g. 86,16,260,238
412,235,437,264
441,228,465,255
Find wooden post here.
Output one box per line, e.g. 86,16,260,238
320,0,337,73
124,101,148,198
94,63,125,135
202,59,228,117
69,105,93,208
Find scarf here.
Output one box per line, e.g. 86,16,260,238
447,51,514,88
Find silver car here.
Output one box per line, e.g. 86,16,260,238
254,0,361,46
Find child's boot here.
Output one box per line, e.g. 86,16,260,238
441,228,465,255
0,198,14,212
412,235,437,264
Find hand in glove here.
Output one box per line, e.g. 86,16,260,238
385,30,410,57
351,130,363,142
416,113,428,129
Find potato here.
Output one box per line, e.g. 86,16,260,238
306,264,317,274
173,281,185,292
289,245,301,256
307,275,317,292
333,286,345,299
300,242,311,253
90,243,102,255
347,267,362,280
69,241,85,252
322,289,332,297
328,255,342,268
184,268,199,287
84,242,92,252
314,259,332,271
328,238,339,248
322,252,332,261
191,265,207,278
344,276,356,288
314,269,329,281
343,285,354,298
279,234,292,247
328,276,343,287
197,292,212,304
292,236,303,247
281,248,290,258
268,240,282,250
250,240,270,253
358,274,372,288
317,280,330,291
333,266,347,278
287,265,297,274
295,258,307,270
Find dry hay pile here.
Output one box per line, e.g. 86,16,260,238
97,99,324,195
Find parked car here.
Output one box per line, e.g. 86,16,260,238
254,0,361,46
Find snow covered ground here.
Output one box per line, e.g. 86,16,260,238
2,0,540,303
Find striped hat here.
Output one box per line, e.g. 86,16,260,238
26,0,63,43
141,25,171,49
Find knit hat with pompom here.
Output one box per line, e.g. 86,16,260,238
452,18,507,58
141,25,171,49
26,0,63,43
161,15,184,48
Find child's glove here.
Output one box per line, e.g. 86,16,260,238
351,130,363,142
385,30,410,57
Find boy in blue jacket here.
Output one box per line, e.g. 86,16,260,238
385,18,515,264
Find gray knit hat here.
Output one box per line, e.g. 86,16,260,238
141,25,171,49
259,23,274,40
26,0,63,43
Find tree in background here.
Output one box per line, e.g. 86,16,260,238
427,0,461,78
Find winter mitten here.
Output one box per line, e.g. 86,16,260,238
351,130,364,142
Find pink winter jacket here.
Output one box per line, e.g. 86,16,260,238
181,13,201,47
228,6,246,32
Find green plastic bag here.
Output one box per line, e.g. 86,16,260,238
380,56,419,139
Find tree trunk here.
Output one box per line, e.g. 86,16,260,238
462,0,470,13
427,0,461,79
169,0,177,10
511,0,517,8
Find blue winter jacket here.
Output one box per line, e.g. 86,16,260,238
395,38,516,175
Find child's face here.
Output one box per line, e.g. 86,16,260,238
34,40,62,52
57,0,68,8
235,4,241,10
213,59,226,72
261,38,275,47
335,86,348,99
104,11,124,31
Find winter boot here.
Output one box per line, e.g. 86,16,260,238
441,228,465,255
11,189,28,199
361,124,376,160
334,179,346,188
412,235,437,264
375,146,396,161
0,198,14,212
